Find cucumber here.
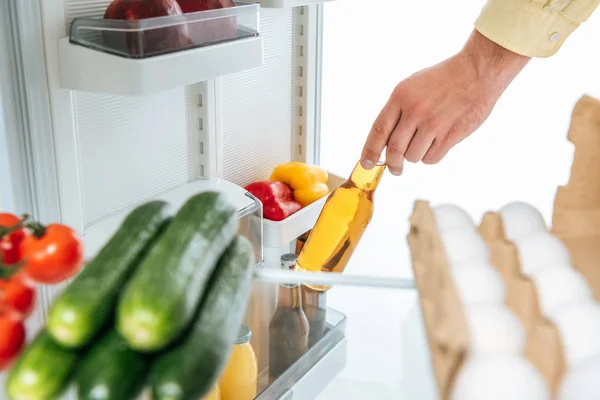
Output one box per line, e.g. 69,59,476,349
75,328,148,400
6,330,78,400
117,191,238,352
47,200,171,348
150,236,255,400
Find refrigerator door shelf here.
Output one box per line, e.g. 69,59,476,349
82,178,263,261
261,0,341,8
263,172,345,248
256,308,347,400
59,3,262,96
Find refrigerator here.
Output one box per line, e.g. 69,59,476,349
2,0,600,398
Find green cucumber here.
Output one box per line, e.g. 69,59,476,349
150,236,255,400
47,200,171,348
117,191,238,352
6,330,78,400
75,328,148,400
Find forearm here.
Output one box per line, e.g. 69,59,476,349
457,30,530,97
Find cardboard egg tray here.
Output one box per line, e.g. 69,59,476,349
407,95,600,399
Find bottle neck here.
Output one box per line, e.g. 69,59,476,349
278,284,302,308
348,161,386,191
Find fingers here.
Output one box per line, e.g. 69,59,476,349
404,129,435,164
422,121,466,164
361,96,403,170
421,138,449,165
385,118,417,175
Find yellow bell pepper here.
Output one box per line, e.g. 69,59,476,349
270,162,330,207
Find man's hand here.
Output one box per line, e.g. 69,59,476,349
361,30,531,175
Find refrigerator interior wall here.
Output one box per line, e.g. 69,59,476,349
12,0,321,328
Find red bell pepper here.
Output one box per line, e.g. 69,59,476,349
245,181,302,222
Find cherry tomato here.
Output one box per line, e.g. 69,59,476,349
0,213,28,265
0,308,26,371
0,274,36,318
20,224,84,284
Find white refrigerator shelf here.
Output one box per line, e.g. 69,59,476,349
58,3,263,96
260,0,341,8
82,178,263,260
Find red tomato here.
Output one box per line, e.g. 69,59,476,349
0,213,28,265
20,224,84,284
0,274,36,318
0,308,26,371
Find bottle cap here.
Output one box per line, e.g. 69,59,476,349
234,325,252,344
280,253,298,270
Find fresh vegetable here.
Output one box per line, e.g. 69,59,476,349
150,236,255,400
117,191,238,352
75,328,148,400
244,181,302,221
0,213,29,265
47,201,171,349
6,330,78,399
269,162,330,207
0,308,26,371
20,222,84,284
0,273,36,318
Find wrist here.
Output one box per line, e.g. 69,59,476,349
459,29,530,94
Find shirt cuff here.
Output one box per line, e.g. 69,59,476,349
475,0,580,58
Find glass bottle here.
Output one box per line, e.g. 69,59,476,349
295,230,310,254
268,253,310,383
297,231,327,346
295,161,386,290
218,325,258,400
301,285,327,347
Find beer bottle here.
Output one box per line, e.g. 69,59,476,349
268,253,309,383
295,161,386,290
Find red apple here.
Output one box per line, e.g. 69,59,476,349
176,0,238,45
103,0,193,57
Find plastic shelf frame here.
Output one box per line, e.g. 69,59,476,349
261,0,340,8
82,178,263,264
58,3,263,96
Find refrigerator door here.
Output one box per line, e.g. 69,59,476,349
250,266,436,400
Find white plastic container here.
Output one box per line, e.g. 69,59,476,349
261,0,340,7
59,3,263,96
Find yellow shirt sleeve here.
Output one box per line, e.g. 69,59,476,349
475,0,599,57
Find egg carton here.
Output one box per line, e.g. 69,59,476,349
407,200,469,399
408,94,600,399
552,95,600,298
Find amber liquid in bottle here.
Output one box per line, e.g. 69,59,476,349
268,254,309,383
295,161,386,290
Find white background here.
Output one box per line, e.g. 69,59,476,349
317,1,600,398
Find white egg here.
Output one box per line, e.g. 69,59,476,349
441,228,490,266
464,304,526,356
549,302,600,368
451,355,550,400
451,262,505,306
499,202,547,241
434,204,476,232
513,232,571,276
558,357,600,400
530,265,593,317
